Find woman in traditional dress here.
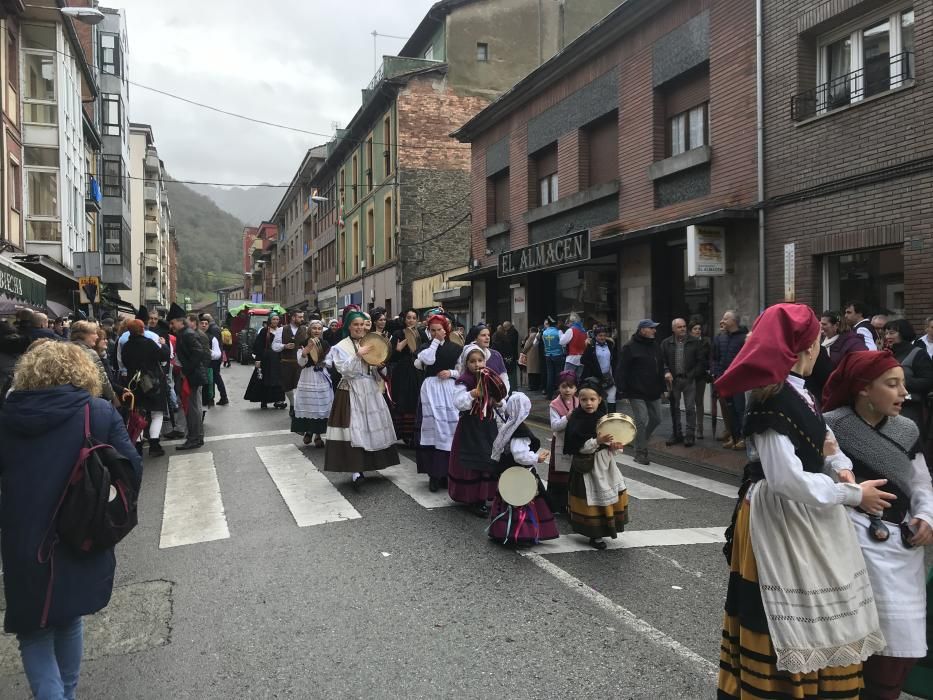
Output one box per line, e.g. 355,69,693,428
546,370,579,515
122,319,170,457
716,303,890,699
414,314,461,492
822,350,933,699
291,320,332,448
487,392,559,546
448,345,503,516
460,324,510,392
388,309,424,446
563,378,629,550
323,311,399,488
245,314,286,409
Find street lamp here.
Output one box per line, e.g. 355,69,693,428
59,7,106,25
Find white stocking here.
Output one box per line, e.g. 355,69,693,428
149,411,164,439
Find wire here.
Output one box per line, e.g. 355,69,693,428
401,210,471,249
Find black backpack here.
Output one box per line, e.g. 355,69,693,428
47,404,140,554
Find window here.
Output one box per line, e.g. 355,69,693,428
339,168,346,209
103,216,122,265
825,248,904,318
25,170,59,241
351,156,358,205
102,94,121,137
490,170,509,224
476,42,489,62
534,144,558,207
100,33,121,76
384,196,393,260
365,137,373,190
24,146,58,167
424,45,434,61
585,113,618,187
351,220,359,274
669,103,708,157
102,156,122,198
383,116,392,175
816,7,914,114
7,30,17,89
22,46,56,124
366,207,375,267
9,159,21,211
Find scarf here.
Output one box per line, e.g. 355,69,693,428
824,407,918,498
549,395,578,420
492,393,531,461
563,402,608,454
821,350,900,411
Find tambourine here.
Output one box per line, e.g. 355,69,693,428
498,467,538,507
596,412,637,446
478,367,508,403
306,337,322,364
403,326,420,353
360,332,391,365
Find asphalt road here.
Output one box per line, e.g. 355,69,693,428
0,363,800,698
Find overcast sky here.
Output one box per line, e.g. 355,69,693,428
111,0,436,187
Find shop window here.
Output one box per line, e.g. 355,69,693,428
585,112,618,187
825,247,904,318
533,144,558,207
796,7,914,119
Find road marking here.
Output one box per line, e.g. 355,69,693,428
522,552,717,677
533,527,726,554
257,444,361,527
618,454,738,498
378,453,455,509
160,452,229,549
162,429,293,446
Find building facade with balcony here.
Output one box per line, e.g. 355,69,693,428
306,0,624,319
0,1,25,257
128,122,171,310
15,3,98,306
270,145,325,312
247,222,278,302
454,0,760,334
763,0,931,326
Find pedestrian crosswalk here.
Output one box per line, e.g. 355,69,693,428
156,439,738,550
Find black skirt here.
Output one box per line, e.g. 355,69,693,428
244,368,285,403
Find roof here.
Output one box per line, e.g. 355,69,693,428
398,0,479,57
453,0,669,142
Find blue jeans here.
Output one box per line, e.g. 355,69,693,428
628,398,662,456
727,391,746,438
545,355,564,398
17,617,84,700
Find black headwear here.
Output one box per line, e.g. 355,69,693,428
563,396,608,455
465,324,487,344
136,305,149,322
167,302,186,321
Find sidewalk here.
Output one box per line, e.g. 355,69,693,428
525,389,747,478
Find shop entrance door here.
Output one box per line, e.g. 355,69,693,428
653,241,714,335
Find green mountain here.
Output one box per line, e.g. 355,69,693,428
187,183,284,228
165,177,246,304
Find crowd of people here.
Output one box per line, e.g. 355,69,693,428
0,298,931,698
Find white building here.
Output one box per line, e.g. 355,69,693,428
128,123,170,310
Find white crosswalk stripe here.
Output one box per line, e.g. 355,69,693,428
617,454,738,498
256,444,361,527
533,527,727,554
377,453,455,509
160,452,230,549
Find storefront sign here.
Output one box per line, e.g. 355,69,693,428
498,230,590,278
0,254,46,309
686,225,726,276
783,243,795,302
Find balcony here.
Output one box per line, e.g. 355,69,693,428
144,286,160,301
144,183,157,203
145,149,160,173
85,177,102,212
791,51,913,121
363,56,442,102
145,220,158,237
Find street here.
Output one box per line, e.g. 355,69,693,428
0,365,810,698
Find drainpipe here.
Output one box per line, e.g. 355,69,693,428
755,0,766,310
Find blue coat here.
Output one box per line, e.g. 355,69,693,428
0,385,142,634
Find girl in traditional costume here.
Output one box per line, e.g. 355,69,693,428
546,370,579,515
448,344,504,516
245,314,287,409
716,303,889,699
822,350,933,699
323,311,399,488
563,378,629,550
460,324,509,392
388,308,424,446
414,314,461,492
487,392,559,546
291,320,332,448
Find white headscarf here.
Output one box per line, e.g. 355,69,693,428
491,392,531,461
456,342,489,374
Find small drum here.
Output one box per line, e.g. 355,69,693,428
498,467,538,507
307,337,323,364
596,413,637,446
360,332,391,365
403,326,420,353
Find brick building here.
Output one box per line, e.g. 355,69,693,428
305,0,623,320
453,0,760,335
762,0,931,326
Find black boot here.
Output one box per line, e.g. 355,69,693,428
149,439,165,458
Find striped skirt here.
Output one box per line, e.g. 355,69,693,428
718,501,864,699
567,458,628,539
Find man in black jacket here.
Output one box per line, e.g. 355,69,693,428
616,319,665,464
168,303,208,450
660,318,705,447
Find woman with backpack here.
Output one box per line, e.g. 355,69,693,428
0,341,142,700
122,319,171,457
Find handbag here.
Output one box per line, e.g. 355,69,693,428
130,369,155,394
518,352,528,367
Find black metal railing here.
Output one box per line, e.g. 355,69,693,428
791,51,913,121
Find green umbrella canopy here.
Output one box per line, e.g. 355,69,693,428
227,301,286,317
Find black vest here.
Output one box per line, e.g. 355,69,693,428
421,340,461,377
498,424,541,470
743,384,825,475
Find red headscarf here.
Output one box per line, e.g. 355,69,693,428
821,350,901,412
714,303,821,398
425,314,451,336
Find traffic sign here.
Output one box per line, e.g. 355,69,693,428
79,276,100,304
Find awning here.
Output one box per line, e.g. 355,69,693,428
449,264,496,282
46,300,74,319
0,254,47,314
227,301,286,317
